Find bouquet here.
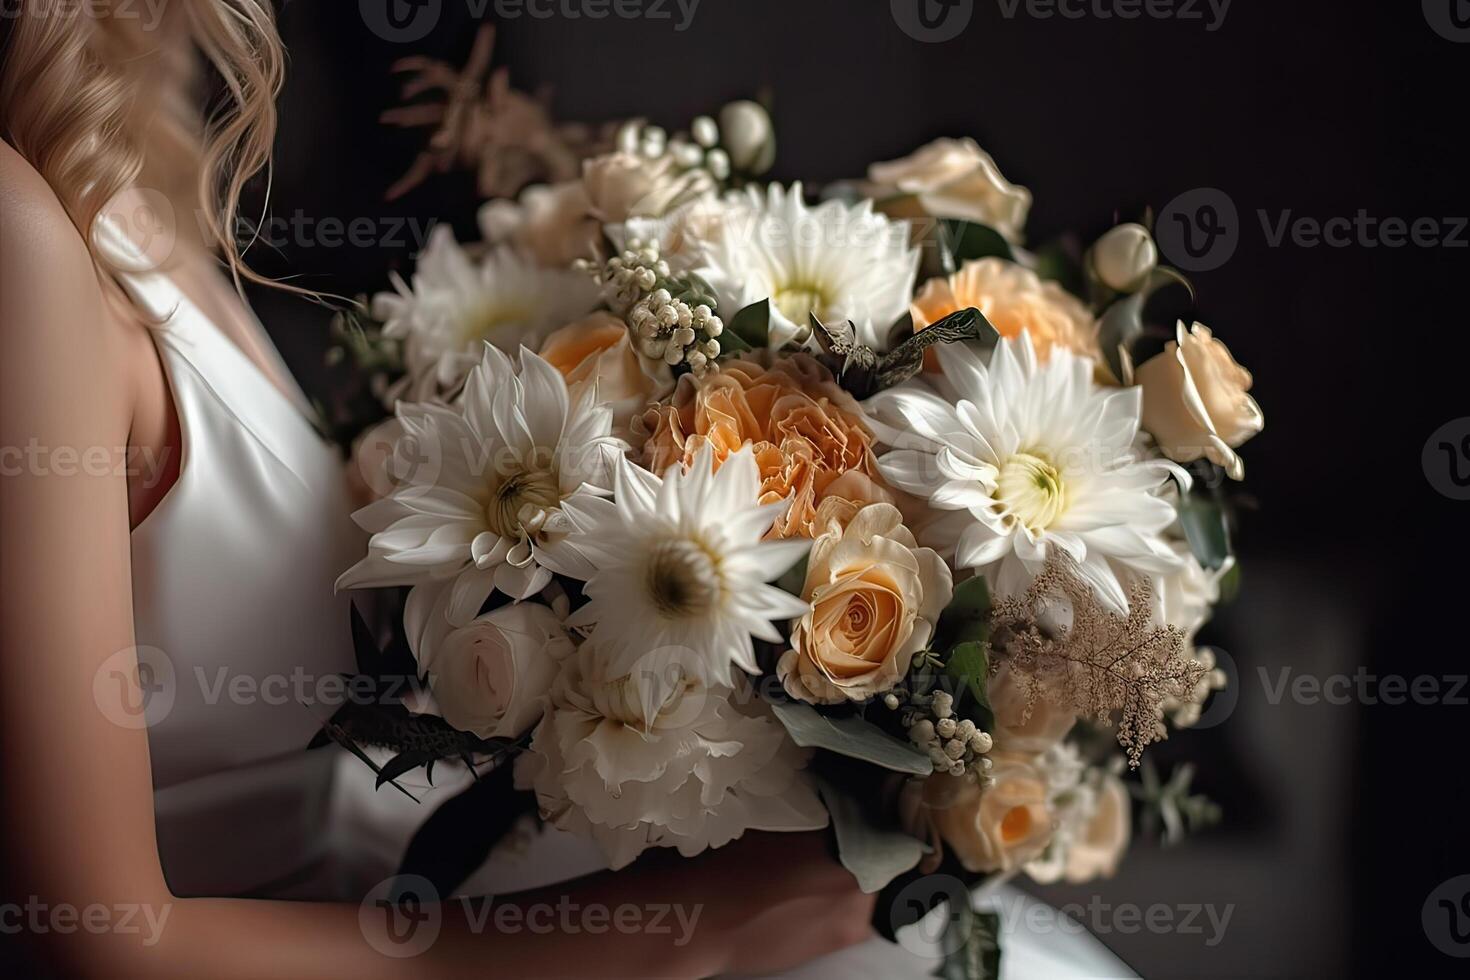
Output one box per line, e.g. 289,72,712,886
315,27,1261,976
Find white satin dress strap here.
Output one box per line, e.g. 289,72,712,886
95,219,363,898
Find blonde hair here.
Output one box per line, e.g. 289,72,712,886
0,0,284,293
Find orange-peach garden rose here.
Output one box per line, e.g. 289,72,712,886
641,354,892,538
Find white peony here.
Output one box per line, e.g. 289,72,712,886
515,638,829,870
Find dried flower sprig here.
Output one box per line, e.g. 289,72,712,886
989,554,1208,767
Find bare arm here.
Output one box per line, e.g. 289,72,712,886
0,153,872,979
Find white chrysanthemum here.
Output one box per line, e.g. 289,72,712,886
372,225,599,399
558,444,811,686
866,333,1184,611
514,638,828,870
337,344,626,663
697,182,919,351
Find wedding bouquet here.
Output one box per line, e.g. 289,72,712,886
315,30,1260,975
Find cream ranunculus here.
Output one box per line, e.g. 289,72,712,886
426,601,574,740
1062,773,1131,882
929,755,1056,874
538,312,673,439
988,662,1076,754
1136,321,1264,480
777,503,953,704
581,151,715,224
867,138,1032,242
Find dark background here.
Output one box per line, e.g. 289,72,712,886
244,2,1470,976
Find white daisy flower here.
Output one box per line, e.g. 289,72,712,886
559,444,811,686
337,344,626,663
697,182,919,351
865,333,1185,611
514,638,829,870
372,224,600,400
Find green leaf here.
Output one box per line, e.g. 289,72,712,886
944,641,994,731
1177,491,1232,571
933,575,992,653
933,903,1003,980
727,298,770,350
939,220,1014,273
769,700,933,775
817,778,928,893
775,554,809,598
1096,267,1192,384
1032,240,1086,297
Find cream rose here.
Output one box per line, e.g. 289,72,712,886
426,602,574,739
867,138,1032,242
929,755,1056,874
478,181,599,268
539,313,673,438
777,503,952,705
581,151,715,223
988,662,1076,754
1136,321,1263,480
1063,773,1130,882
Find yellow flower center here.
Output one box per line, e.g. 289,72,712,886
996,451,1066,531
461,301,533,345
772,283,831,325
486,468,561,539
643,537,723,619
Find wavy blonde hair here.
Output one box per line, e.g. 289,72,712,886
0,0,283,293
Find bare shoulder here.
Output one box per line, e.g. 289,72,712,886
0,141,130,429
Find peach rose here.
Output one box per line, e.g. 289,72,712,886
929,755,1056,874
912,258,1099,366
777,503,952,705
539,313,673,438
1063,773,1131,882
1136,321,1263,481
867,138,1032,243
988,662,1076,754
641,353,892,538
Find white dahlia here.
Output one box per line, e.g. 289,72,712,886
558,444,811,686
865,333,1184,611
697,182,919,351
514,638,828,870
337,344,626,662
372,224,600,400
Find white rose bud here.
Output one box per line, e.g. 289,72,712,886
718,100,775,174
1091,222,1158,292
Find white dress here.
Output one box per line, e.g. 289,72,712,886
101,220,1135,977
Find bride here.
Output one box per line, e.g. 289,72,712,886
0,4,876,977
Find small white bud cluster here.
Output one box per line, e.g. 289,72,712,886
579,239,724,377
614,116,732,185
904,689,994,780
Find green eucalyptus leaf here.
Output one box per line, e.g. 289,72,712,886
934,903,1003,980
944,641,994,730
769,700,933,775
817,778,928,893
